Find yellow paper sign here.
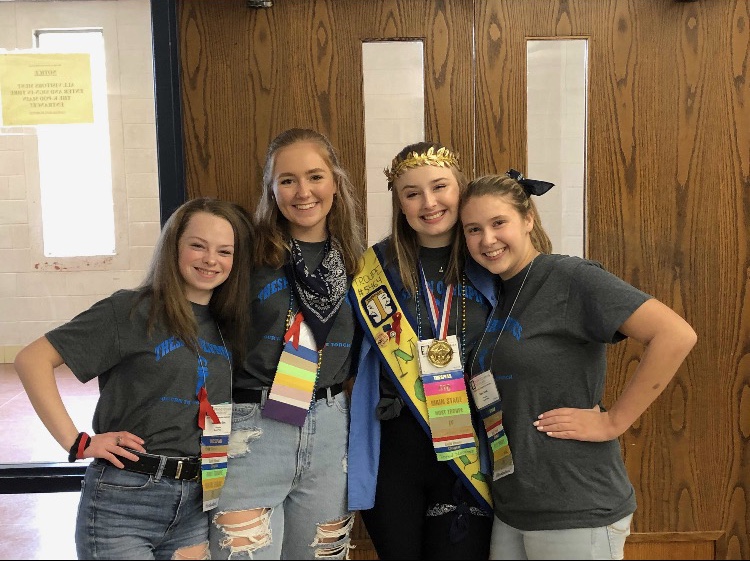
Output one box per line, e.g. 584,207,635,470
0,52,94,125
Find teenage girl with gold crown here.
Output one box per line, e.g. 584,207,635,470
348,142,499,559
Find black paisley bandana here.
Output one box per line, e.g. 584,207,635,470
286,238,348,349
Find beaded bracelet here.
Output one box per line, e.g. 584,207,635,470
67,432,91,463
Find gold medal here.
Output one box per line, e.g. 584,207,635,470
427,339,453,367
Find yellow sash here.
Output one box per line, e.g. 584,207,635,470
351,247,492,511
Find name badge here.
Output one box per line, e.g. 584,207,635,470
469,370,500,409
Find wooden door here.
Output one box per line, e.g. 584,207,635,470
177,0,474,219
472,2,747,559
174,1,749,559
177,0,474,557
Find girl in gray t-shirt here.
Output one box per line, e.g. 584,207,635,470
459,171,697,560
14,197,253,559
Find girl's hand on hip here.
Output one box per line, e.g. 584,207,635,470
86,431,146,467
533,405,618,442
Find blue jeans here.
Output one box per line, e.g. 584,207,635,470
489,514,633,560
209,391,353,560
75,460,209,560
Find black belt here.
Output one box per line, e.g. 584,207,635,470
110,450,201,481
234,382,344,404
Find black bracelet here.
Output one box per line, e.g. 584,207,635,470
67,432,91,463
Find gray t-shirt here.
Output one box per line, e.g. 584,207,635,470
235,246,357,392
46,289,232,457
488,254,651,530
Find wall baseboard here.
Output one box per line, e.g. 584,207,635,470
624,531,724,560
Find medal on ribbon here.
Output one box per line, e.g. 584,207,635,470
416,266,477,461
427,339,453,367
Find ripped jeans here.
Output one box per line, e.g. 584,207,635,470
209,391,353,560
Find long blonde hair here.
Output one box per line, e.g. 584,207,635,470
460,174,553,254
253,128,365,275
385,141,467,294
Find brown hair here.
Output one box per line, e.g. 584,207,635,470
386,141,467,294
460,174,553,254
136,197,253,364
253,128,365,275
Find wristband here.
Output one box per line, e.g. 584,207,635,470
67,432,91,462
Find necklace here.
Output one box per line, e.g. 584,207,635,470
414,273,467,364
470,255,537,374
216,325,231,376
497,256,535,339
195,323,231,430
295,238,327,269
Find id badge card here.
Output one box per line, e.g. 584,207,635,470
417,335,477,461
470,370,514,480
201,402,231,511
469,370,501,409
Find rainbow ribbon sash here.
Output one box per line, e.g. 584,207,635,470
262,312,319,426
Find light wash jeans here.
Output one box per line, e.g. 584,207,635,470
489,513,633,560
209,391,352,560
75,460,208,560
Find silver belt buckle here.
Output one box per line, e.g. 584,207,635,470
175,460,183,479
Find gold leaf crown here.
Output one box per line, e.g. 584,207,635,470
383,146,460,185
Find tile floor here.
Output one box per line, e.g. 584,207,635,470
0,363,378,559
0,363,99,560
1,492,80,560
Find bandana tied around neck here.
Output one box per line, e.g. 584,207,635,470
286,238,348,350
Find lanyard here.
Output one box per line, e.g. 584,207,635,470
418,263,453,341
196,325,230,430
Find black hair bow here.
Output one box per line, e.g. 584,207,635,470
506,169,554,197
